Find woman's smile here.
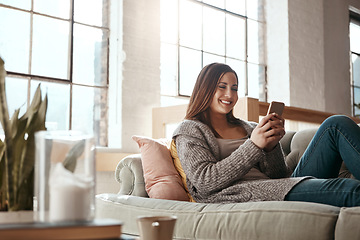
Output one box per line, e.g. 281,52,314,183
220,99,232,105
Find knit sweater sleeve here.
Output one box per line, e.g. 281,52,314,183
259,144,292,178
240,121,291,178
173,120,266,195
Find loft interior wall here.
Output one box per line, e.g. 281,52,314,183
119,0,360,152
267,0,359,115
121,0,160,153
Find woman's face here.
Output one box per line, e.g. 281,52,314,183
209,72,238,116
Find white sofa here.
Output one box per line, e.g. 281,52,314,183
96,128,360,240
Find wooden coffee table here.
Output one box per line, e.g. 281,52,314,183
0,218,126,239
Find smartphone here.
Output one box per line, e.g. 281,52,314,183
267,101,285,116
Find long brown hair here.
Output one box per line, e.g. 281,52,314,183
185,63,239,136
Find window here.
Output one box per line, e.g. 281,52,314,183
0,0,110,146
350,11,360,117
160,0,266,106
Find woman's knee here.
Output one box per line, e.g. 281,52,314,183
322,115,355,129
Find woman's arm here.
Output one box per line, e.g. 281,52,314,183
258,143,292,178
175,131,265,195
249,113,290,178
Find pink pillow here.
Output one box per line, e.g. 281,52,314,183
132,135,189,201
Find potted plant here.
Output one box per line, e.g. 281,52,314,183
0,57,47,211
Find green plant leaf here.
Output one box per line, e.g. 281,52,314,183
0,140,5,209
0,59,48,211
0,57,10,133
63,139,85,173
18,90,47,203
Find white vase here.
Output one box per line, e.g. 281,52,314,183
0,210,34,224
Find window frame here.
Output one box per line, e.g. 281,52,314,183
0,0,110,146
160,0,267,103
350,10,360,117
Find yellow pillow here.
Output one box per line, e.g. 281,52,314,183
170,140,196,202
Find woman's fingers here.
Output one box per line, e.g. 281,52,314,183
251,113,286,151
264,127,285,138
258,113,276,127
262,118,283,132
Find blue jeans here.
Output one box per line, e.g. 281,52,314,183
285,115,360,207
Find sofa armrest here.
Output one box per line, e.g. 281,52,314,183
115,154,148,197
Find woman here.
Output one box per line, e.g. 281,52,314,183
172,62,360,207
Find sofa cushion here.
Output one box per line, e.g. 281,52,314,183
170,140,195,202
335,207,360,240
284,128,354,178
96,194,340,240
132,136,189,201
279,131,296,156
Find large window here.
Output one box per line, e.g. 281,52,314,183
350,12,360,117
160,0,266,106
0,0,110,146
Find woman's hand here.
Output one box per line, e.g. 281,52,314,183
250,113,285,152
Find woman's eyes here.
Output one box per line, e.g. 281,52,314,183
218,85,238,91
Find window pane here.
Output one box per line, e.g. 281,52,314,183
350,22,360,54
248,63,265,101
226,0,245,15
203,52,225,67
161,43,178,96
226,58,246,97
247,19,265,64
353,54,360,87
31,80,70,131
74,0,109,27
0,8,30,73
179,47,202,96
73,24,108,86
32,15,69,79
226,14,246,60
72,85,107,146
354,87,360,117
5,77,28,117
203,0,224,9
34,0,70,19
247,0,264,21
0,0,30,10
161,0,178,44
203,7,225,55
179,0,202,49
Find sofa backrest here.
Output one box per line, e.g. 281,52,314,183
282,128,318,171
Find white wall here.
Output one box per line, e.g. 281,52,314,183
266,0,290,105
121,0,161,152
267,0,360,115
288,0,326,112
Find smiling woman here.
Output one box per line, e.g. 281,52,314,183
172,62,360,208
172,62,288,203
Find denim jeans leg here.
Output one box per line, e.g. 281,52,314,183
292,115,360,179
285,178,360,207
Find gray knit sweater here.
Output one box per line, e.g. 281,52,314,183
172,119,307,203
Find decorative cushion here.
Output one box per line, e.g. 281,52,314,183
170,140,196,202
132,135,189,201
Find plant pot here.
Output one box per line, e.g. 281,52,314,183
0,210,34,224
